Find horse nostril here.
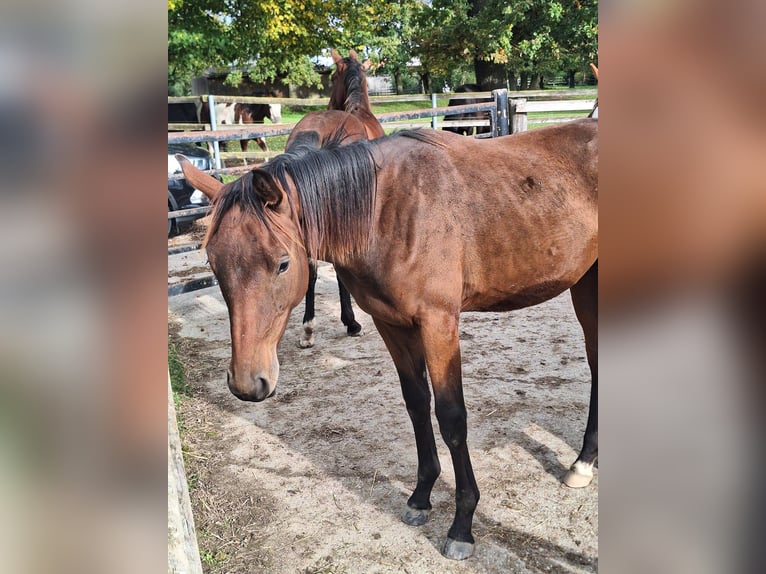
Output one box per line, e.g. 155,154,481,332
226,371,275,402
254,377,274,400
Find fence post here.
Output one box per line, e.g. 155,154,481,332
168,371,204,574
431,93,438,130
510,98,527,133
492,89,509,136
207,94,222,169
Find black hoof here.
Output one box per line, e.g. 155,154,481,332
346,322,363,337
442,538,475,560
401,505,430,526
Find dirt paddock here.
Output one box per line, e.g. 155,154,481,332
169,237,597,573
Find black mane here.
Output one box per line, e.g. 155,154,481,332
340,57,366,113
208,128,384,261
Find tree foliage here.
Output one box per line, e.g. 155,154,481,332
168,0,597,94
415,0,597,89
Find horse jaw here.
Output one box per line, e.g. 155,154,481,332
176,154,223,200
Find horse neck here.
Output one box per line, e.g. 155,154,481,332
344,87,372,114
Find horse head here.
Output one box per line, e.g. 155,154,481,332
268,103,282,125
329,49,373,113
177,155,309,401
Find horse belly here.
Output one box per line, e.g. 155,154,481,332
462,279,576,312
460,233,597,312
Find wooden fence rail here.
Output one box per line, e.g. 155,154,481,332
168,89,596,218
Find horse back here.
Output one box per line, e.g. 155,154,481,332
365,120,598,315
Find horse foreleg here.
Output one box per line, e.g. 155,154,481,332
422,312,479,560
373,319,440,527
565,260,598,488
337,274,362,336
299,260,319,348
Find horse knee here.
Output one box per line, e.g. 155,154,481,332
435,404,467,447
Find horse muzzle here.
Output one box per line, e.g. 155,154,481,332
226,368,277,402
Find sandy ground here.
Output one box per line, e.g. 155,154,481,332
168,233,597,573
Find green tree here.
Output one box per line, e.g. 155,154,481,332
168,0,597,95
168,0,386,94
414,0,597,91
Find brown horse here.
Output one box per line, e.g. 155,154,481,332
328,49,385,139
178,118,598,560
284,48,385,347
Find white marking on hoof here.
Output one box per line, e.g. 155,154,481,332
299,320,315,348
563,460,594,488
442,538,474,560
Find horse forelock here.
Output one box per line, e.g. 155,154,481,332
202,170,301,252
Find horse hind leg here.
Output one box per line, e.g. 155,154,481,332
299,261,319,348
565,260,598,488
337,275,362,336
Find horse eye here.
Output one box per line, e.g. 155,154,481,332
278,258,290,274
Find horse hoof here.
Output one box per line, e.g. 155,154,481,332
442,538,474,560
299,321,315,348
563,461,594,488
298,336,315,348
401,506,430,526
346,323,363,337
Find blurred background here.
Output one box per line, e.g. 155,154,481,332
0,0,763,572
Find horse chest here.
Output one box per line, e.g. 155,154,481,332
335,267,420,327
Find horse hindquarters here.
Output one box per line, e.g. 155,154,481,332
565,261,598,487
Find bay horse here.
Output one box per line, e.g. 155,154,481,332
442,84,492,137
178,118,597,560
328,49,385,139
200,98,282,153
287,48,385,347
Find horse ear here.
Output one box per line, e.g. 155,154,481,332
176,154,223,200
331,49,343,65
251,170,285,210
348,49,359,61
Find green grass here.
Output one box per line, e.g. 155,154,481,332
168,342,190,405
200,548,227,569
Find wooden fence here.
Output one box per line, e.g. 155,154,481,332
168,88,596,168
167,88,596,239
